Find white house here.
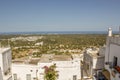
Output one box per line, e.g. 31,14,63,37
81,47,105,79
12,54,81,80
38,54,81,80
103,28,120,80
12,58,40,80
0,47,12,80
12,64,39,80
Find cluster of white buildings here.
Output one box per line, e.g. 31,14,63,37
10,36,43,41
103,28,120,80
12,54,81,80
0,47,82,80
1,27,120,80
81,27,120,80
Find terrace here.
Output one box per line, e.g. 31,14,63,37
39,54,72,63
12,58,40,65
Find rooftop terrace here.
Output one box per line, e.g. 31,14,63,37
12,58,40,65
40,54,72,63
12,54,73,64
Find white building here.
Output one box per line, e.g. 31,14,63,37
12,58,40,80
39,54,81,80
12,54,81,80
81,47,105,79
0,47,12,80
103,28,120,80
0,67,3,80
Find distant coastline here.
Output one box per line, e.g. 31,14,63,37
0,31,118,35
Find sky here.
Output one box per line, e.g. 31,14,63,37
0,0,120,32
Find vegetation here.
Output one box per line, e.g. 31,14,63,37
0,34,106,59
43,64,58,80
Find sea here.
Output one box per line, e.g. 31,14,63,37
0,31,118,35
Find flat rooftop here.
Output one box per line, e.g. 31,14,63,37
53,55,72,61
12,54,72,64
39,54,72,63
0,47,11,54
39,54,54,63
86,48,100,58
12,58,40,65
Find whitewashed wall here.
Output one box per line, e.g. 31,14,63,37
54,61,81,80
105,37,120,80
109,44,120,66
12,64,39,80
0,48,12,80
0,48,11,74
38,60,81,80
105,37,110,63
0,67,3,80
12,58,81,80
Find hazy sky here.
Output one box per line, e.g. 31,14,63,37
0,0,120,32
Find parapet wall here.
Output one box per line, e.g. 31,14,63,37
108,36,120,45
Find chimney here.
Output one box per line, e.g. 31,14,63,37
108,27,112,37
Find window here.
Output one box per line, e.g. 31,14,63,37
73,75,77,80
26,74,31,80
113,56,117,67
13,74,17,80
87,64,89,70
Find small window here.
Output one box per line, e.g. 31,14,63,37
13,74,17,80
113,56,117,67
73,75,77,80
26,74,31,80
